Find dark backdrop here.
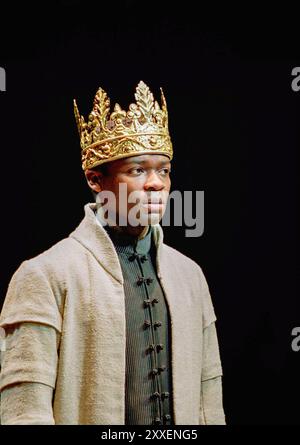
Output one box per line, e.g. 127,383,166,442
0,1,299,425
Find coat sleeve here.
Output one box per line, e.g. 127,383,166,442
1,382,55,425
197,265,226,424
199,322,226,425
0,322,59,424
0,259,63,424
0,259,63,331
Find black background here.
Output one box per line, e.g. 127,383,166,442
0,1,299,425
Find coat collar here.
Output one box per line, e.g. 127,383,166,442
68,203,165,284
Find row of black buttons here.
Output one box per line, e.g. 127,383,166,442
127,249,171,425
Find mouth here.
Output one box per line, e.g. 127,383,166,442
146,196,164,204
142,202,164,213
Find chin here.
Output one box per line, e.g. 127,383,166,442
127,205,164,227
140,212,162,226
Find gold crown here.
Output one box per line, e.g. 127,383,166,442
74,81,173,170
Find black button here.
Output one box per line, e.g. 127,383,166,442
150,368,159,376
163,414,171,421
152,298,159,305
146,277,153,285
158,365,166,373
128,253,138,261
162,391,170,400
151,391,161,400
156,343,164,352
153,417,162,425
154,321,162,328
137,277,145,286
144,320,151,329
141,255,148,263
147,344,155,353
143,299,151,307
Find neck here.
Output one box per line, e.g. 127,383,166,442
95,205,150,240
107,224,149,240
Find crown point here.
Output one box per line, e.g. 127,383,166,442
160,87,167,107
136,80,150,92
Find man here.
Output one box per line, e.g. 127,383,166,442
0,81,225,425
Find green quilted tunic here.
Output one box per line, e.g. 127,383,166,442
103,224,173,426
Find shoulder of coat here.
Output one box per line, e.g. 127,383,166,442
161,242,202,273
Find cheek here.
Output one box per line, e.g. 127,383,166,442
104,177,125,196
127,176,144,187
110,177,144,209
164,177,171,192
119,177,144,195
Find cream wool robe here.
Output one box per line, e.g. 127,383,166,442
0,203,225,425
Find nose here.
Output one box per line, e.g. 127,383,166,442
144,170,165,191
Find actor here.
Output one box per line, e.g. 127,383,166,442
0,81,225,425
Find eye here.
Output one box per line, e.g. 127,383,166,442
160,168,171,175
129,167,144,175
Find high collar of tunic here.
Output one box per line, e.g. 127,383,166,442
103,225,153,257
94,210,153,257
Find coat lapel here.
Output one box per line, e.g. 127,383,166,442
68,203,124,285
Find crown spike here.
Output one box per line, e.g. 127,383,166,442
134,81,154,121
160,87,169,126
160,87,167,110
93,87,110,129
73,99,82,135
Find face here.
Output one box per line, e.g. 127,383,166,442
85,154,171,227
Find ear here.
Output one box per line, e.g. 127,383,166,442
84,169,103,193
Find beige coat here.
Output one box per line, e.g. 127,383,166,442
0,203,225,425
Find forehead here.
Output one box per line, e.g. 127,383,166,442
119,154,171,166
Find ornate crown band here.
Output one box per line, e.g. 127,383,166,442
74,81,173,170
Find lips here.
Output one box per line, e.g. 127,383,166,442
142,202,164,213
146,197,164,204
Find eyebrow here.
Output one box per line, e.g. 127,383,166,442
124,159,171,166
